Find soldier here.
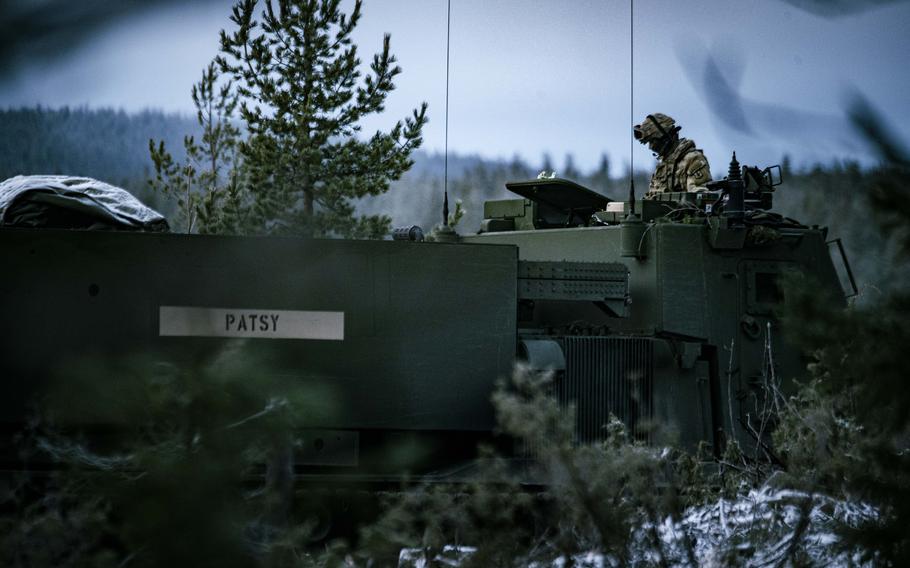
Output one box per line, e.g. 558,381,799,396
634,113,711,198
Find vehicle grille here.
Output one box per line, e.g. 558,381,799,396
561,336,654,443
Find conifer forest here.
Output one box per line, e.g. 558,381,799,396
2,1,910,566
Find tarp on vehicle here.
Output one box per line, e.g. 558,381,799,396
0,175,169,231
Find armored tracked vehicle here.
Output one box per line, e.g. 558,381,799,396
0,155,853,484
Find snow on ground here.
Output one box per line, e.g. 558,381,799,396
398,546,476,568
651,485,878,566
398,485,878,567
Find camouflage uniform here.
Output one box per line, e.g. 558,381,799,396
634,113,711,198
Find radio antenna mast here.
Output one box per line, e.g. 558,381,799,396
628,0,636,216
443,0,452,226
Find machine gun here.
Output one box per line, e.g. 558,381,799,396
705,154,783,217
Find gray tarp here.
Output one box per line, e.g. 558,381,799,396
0,175,169,231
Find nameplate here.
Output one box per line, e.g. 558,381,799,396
159,306,344,340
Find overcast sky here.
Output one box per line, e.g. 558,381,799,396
1,0,909,173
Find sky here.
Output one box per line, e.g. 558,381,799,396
1,0,909,174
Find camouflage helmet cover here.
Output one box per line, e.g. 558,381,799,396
633,113,680,143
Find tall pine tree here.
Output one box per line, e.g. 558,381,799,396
217,0,428,238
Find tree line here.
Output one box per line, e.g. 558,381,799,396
0,104,893,291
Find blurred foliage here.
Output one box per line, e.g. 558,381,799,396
0,469,118,568
355,366,701,566
2,343,342,567
0,1,205,72
768,95,910,565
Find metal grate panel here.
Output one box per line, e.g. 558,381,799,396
517,261,629,303
561,336,654,443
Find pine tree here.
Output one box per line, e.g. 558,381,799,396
148,63,242,234
562,153,580,181
507,154,531,180
781,153,792,178
539,153,554,177
591,153,611,194
217,0,428,238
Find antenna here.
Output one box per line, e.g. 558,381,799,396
619,2,646,261
628,0,636,216
443,0,452,226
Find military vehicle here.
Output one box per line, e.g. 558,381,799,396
0,155,854,491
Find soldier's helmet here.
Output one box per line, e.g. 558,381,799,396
633,113,680,143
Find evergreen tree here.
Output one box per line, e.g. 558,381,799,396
148,63,243,233
562,153,580,180
217,0,428,238
781,153,793,178
597,153,611,180
591,152,611,194
507,154,531,180
539,152,554,176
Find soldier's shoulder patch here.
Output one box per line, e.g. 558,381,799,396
686,156,708,176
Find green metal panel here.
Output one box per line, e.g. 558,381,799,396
656,224,708,340
463,226,659,334
482,198,537,231
0,229,518,432
483,198,527,219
